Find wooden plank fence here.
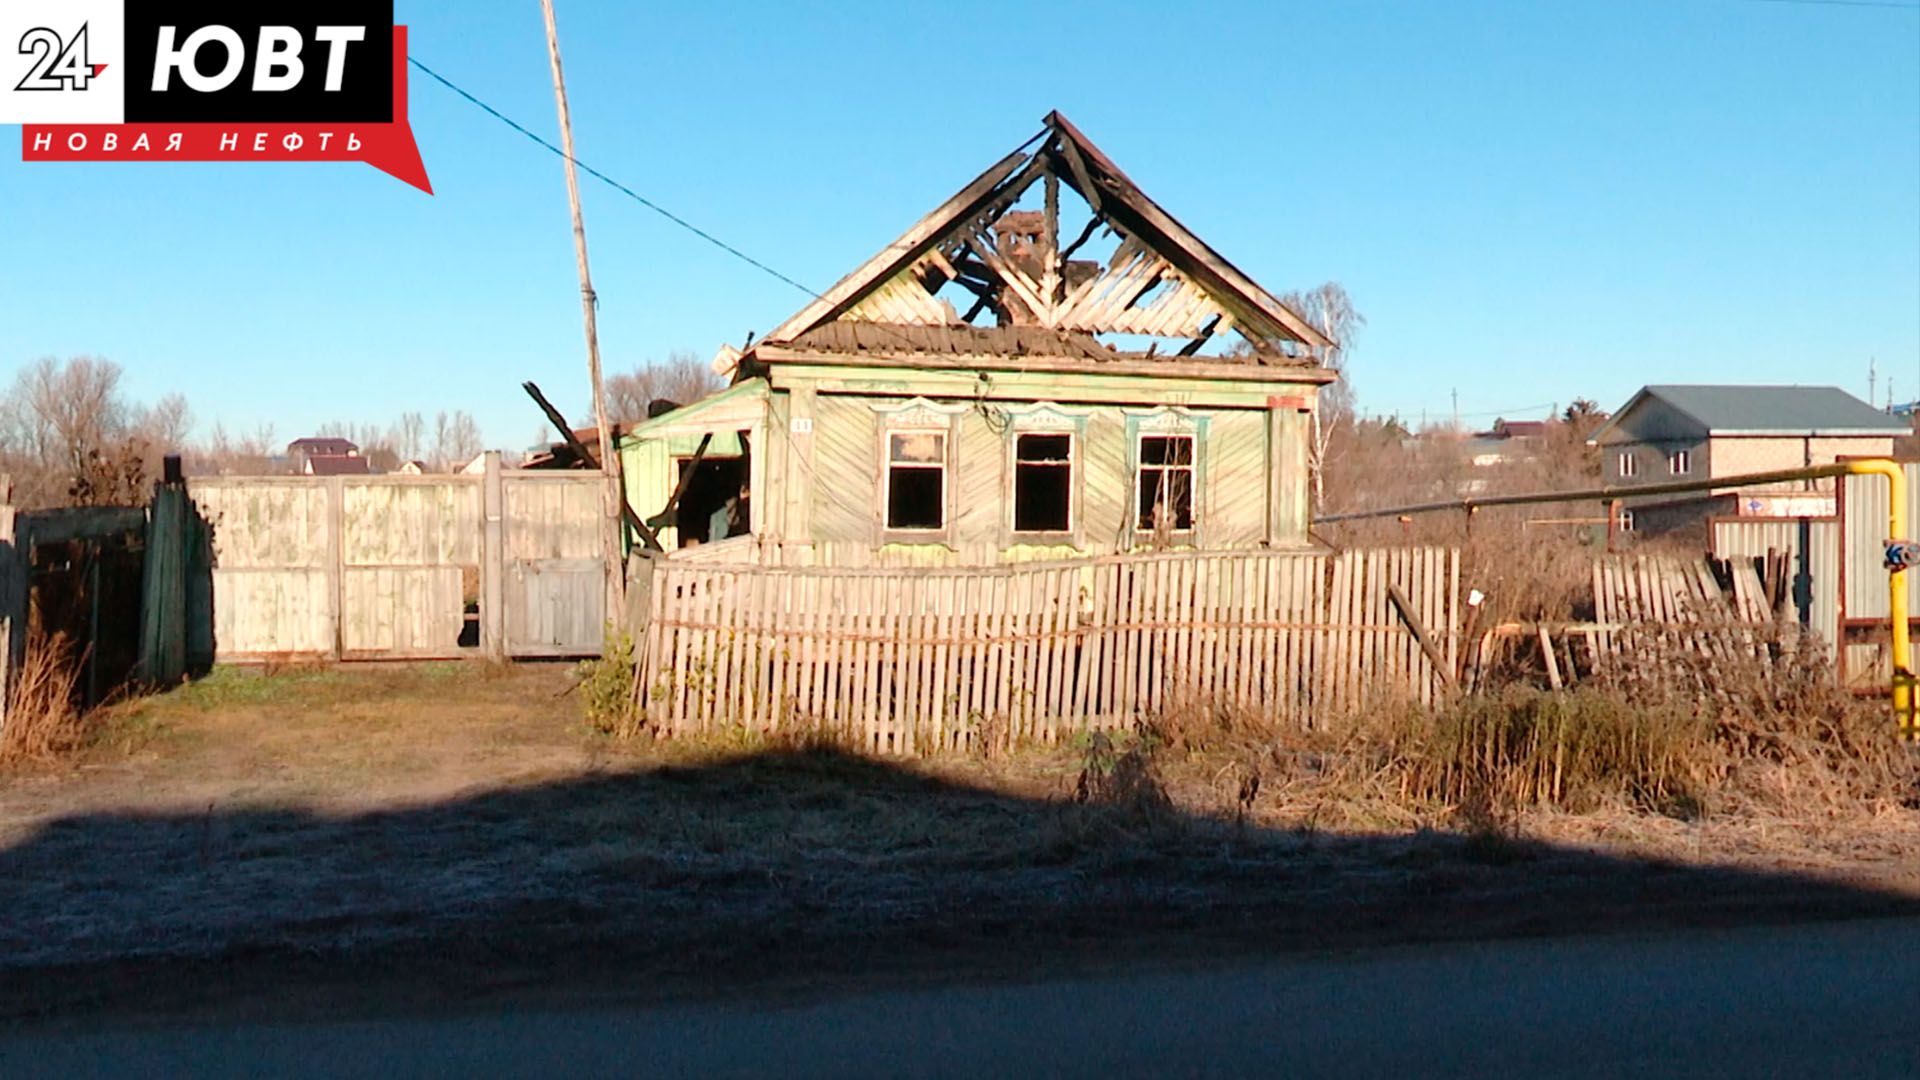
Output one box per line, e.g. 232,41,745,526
635,547,1460,751
1536,553,1785,687
190,460,607,661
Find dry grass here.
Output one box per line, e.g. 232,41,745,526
1135,633,1919,836
1,632,90,764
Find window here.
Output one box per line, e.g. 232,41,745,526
1013,432,1073,533
1617,451,1637,478
1617,509,1635,533
1137,434,1195,532
1668,449,1691,475
885,430,946,530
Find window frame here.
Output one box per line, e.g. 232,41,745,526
1124,406,1208,548
1009,430,1077,538
1136,432,1198,535
1001,403,1090,547
1668,449,1691,476
883,428,950,534
871,398,967,547
1618,451,1638,479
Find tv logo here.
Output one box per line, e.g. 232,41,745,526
7,1,428,192
149,25,366,95
15,24,105,92
123,4,393,124
1,2,122,122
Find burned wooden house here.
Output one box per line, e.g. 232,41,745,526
621,112,1335,566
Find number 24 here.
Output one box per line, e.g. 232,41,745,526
16,25,94,92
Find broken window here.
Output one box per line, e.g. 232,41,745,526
1137,434,1195,532
1013,433,1073,533
886,431,946,531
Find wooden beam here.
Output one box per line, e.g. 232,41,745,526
1176,315,1223,357
522,380,663,552
1387,583,1455,688
1058,213,1106,262
18,506,146,547
652,433,714,530
761,146,1035,344
1053,132,1103,215
749,346,1338,384
1043,111,1332,352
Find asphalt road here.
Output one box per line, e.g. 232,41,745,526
8,917,1920,1078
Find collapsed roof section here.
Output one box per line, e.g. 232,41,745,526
749,111,1332,372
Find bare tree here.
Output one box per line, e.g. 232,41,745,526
431,410,483,470
604,350,724,424
395,411,424,463
186,421,280,476
0,356,181,507
133,393,193,453
1278,284,1366,512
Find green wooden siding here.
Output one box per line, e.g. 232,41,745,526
625,366,1321,565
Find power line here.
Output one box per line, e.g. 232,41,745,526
408,56,824,300
1731,0,1919,9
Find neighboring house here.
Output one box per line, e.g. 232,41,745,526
304,454,371,476
286,436,359,473
396,460,429,475
619,112,1334,562
1464,418,1551,469
1588,384,1907,537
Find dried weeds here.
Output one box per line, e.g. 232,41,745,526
1,631,90,764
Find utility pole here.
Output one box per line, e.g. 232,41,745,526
538,0,625,609
1451,388,1459,431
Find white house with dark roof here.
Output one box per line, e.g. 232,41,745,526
1589,384,1908,535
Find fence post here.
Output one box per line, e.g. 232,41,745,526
0,475,17,734
326,475,345,660
137,460,190,685
481,451,506,660
624,549,655,644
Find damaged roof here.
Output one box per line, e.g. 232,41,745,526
748,111,1331,371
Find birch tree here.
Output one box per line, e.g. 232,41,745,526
1278,283,1365,511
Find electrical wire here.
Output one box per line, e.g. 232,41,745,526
408,56,824,300
1732,0,1917,9
409,54,1050,372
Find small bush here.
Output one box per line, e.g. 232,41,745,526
1072,730,1174,822
577,631,640,737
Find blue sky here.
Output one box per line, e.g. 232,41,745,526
2,0,1916,449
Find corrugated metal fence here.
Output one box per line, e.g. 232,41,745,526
635,547,1459,752
1838,464,1920,686
1711,464,1920,688
1710,516,1839,653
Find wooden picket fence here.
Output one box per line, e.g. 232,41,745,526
634,547,1460,752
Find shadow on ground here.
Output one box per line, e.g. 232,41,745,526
2,748,1915,1026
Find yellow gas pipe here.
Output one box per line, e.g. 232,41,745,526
1845,459,1914,736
